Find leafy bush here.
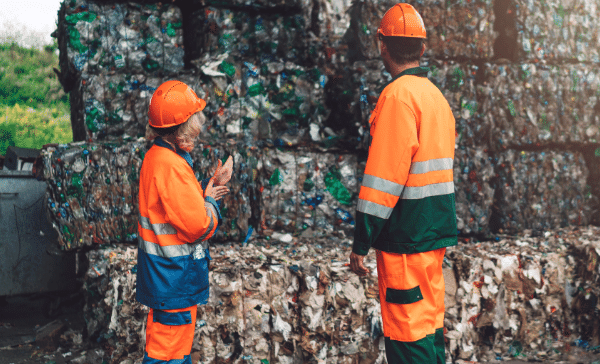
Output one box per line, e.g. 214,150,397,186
0,42,69,109
0,104,72,155
0,42,71,155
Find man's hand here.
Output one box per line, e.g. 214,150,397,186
213,156,233,186
204,178,229,201
349,252,370,276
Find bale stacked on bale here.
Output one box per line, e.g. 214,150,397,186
514,0,600,63
345,0,495,61
41,141,363,250
81,226,600,363
41,137,597,250
58,0,184,78
492,150,592,235
453,146,495,236
42,140,146,250
56,0,185,139
480,64,600,147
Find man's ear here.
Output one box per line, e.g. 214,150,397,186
378,38,387,57
420,42,426,57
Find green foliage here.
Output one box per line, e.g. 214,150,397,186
0,42,69,110
0,104,72,155
0,42,71,155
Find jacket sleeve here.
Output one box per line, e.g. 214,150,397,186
352,95,419,255
158,163,221,243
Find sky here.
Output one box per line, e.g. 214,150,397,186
0,0,63,48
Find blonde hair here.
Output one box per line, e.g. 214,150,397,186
145,111,206,152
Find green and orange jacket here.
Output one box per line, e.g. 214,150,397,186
352,66,458,256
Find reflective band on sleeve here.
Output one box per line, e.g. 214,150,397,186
357,199,393,219
401,182,454,200
409,158,453,174
362,174,405,196
138,238,193,258
139,216,177,235
139,215,152,230
197,205,216,241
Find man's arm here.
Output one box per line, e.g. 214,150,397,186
350,96,419,271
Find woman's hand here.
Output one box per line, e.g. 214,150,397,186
204,178,229,201
212,156,233,186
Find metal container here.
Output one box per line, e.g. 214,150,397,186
0,170,77,297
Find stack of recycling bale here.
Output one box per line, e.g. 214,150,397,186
49,0,600,362
78,227,600,363
54,0,600,237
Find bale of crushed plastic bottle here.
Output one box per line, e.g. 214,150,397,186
480,63,600,147
345,0,495,62
56,0,184,81
491,149,592,235
259,149,360,241
514,0,600,63
453,146,495,236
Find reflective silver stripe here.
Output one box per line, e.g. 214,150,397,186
139,216,177,235
401,182,454,200
361,174,404,196
152,223,177,235
357,199,393,219
410,158,453,174
138,239,193,258
139,216,152,230
197,204,217,241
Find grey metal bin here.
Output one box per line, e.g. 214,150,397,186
0,169,77,298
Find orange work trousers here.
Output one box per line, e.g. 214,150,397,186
143,305,197,364
377,248,446,364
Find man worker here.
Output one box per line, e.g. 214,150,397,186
348,4,457,364
136,80,232,364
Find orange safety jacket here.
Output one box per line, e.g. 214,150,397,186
353,66,457,256
136,138,220,310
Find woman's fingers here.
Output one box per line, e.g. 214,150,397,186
214,156,233,185
209,186,229,200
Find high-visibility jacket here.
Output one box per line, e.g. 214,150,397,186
353,66,457,256
136,138,221,310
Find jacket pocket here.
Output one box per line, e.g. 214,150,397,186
153,310,193,325
386,286,423,304
185,253,210,294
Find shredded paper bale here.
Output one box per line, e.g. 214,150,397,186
82,226,600,363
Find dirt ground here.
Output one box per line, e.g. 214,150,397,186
1,294,599,364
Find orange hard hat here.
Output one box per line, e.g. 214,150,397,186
148,80,207,128
377,3,426,39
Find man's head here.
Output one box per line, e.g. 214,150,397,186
146,80,207,152
377,3,426,72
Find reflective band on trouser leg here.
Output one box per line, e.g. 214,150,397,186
376,248,446,364
143,305,197,363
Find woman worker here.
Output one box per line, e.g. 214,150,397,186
135,80,232,363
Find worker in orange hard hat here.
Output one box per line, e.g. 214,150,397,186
349,4,457,364
136,80,233,364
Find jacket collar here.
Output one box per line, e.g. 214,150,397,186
154,137,194,168
378,66,430,94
